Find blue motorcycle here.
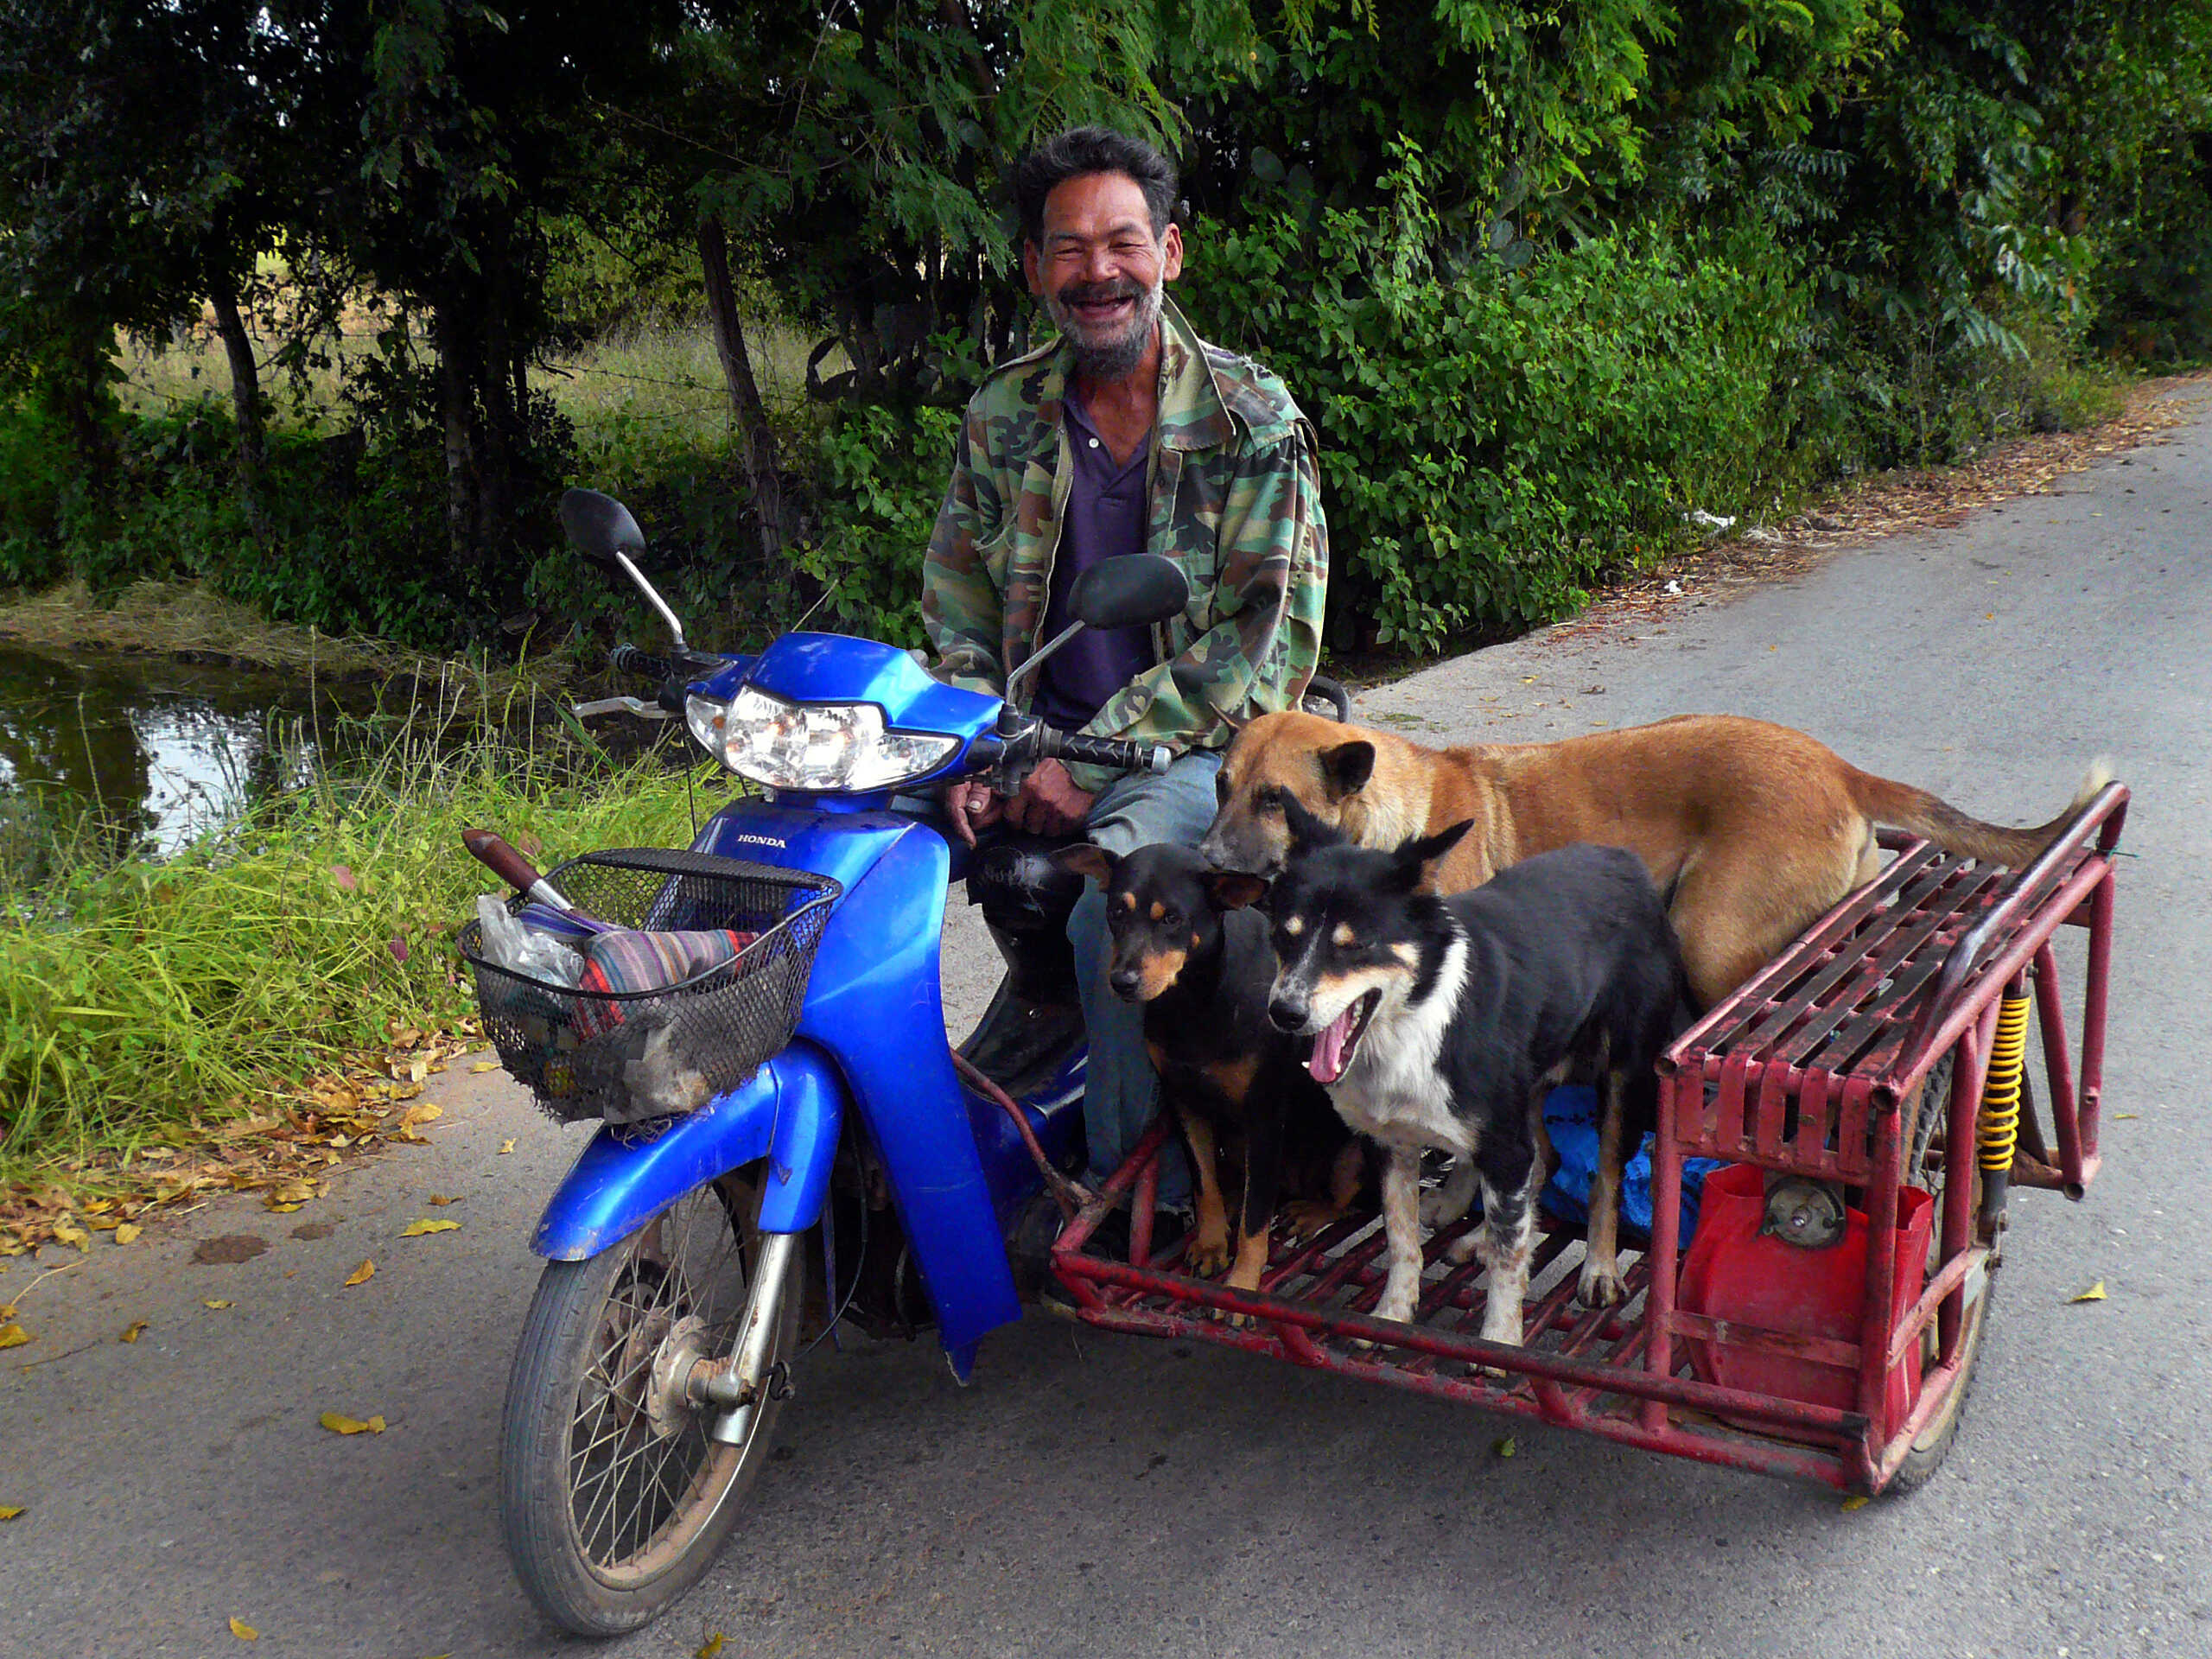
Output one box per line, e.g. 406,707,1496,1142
462,489,1312,1635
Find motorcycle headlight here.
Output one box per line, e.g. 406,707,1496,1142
686,687,959,792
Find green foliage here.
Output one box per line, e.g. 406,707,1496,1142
0,728,700,1169
1185,151,1805,652
0,395,460,643
795,404,965,646
1,0,2209,661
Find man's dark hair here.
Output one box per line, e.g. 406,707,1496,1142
1012,126,1177,248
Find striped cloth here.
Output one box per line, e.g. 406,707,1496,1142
573,927,758,1038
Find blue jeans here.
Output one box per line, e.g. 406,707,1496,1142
1066,750,1222,1204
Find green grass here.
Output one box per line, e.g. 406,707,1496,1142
0,709,711,1187
117,312,821,446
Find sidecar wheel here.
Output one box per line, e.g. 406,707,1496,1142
499,1173,802,1637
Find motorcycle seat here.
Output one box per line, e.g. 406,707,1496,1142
965,831,1089,938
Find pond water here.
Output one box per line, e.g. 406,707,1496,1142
0,645,321,856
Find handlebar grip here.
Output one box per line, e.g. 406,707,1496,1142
609,644,673,682
462,829,550,897
1051,731,1173,774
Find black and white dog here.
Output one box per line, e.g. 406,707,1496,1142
1226,798,1687,1351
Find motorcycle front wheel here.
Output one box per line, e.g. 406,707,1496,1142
498,1168,802,1636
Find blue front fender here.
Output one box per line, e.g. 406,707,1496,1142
532,1041,845,1260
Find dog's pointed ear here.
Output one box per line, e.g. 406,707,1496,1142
1391,818,1473,891
1281,792,1343,855
1317,740,1375,803
1201,870,1270,912
1051,844,1116,887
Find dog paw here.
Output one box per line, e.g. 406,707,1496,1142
1372,1292,1416,1327
1444,1230,1482,1266
1283,1199,1346,1241
1185,1235,1231,1277
1577,1260,1626,1309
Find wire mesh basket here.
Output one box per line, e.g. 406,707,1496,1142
457,849,839,1123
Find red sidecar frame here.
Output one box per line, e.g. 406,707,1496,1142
1050,783,2129,1495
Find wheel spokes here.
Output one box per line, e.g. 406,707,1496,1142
563,1192,759,1577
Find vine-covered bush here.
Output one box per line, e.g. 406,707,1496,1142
794,403,963,649
1184,159,1805,652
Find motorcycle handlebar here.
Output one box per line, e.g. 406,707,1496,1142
607,644,690,715
608,644,672,682
1039,728,1173,775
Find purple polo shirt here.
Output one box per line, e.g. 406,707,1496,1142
1033,394,1159,733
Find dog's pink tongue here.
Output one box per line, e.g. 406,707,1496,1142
1306,1005,1357,1084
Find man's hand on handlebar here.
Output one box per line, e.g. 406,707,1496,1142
1007,758,1093,836
944,779,1004,848
944,759,1095,845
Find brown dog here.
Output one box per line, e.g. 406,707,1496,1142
1199,709,2107,1008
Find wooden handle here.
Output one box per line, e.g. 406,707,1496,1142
462,829,549,899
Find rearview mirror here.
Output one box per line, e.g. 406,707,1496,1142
1070,553,1188,632
560,488,646,568
559,487,693,652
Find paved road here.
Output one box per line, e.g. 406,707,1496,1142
5,393,2209,1658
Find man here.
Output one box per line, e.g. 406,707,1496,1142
922,125,1329,1194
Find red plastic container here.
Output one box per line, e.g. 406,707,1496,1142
1677,1164,1933,1444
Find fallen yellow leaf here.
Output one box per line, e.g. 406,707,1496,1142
319,1411,386,1435
470,1061,499,1073
0,1504,22,1520
202,1300,234,1310
230,1616,258,1640
399,1101,443,1128
498,1139,516,1155
2070,1281,2107,1303
2114,1113,2139,1121
698,1636,727,1658
1494,1436,1516,1458
267,1203,302,1215
120,1321,149,1344
113,1224,142,1245
0,1304,11,1319
1841,1495,1870,1512
401,1219,459,1236
426,1193,461,1206
0,1325,28,1350
344,1260,376,1288
52,1217,89,1251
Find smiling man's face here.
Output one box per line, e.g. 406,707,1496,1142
1024,170,1184,385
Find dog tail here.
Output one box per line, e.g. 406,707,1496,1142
1850,759,2115,868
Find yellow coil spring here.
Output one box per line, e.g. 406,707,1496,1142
1978,991,2031,1172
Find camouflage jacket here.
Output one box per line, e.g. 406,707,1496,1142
921,296,1328,793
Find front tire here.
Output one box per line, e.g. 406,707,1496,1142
499,1172,802,1636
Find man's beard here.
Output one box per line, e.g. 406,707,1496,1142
1045,275,1164,384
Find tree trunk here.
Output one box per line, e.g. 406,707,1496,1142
437,312,478,579
207,270,266,534
697,215,786,562
48,315,119,503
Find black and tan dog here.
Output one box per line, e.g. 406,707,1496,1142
1054,841,1364,1295
1228,801,1687,1346
1202,709,2108,1008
